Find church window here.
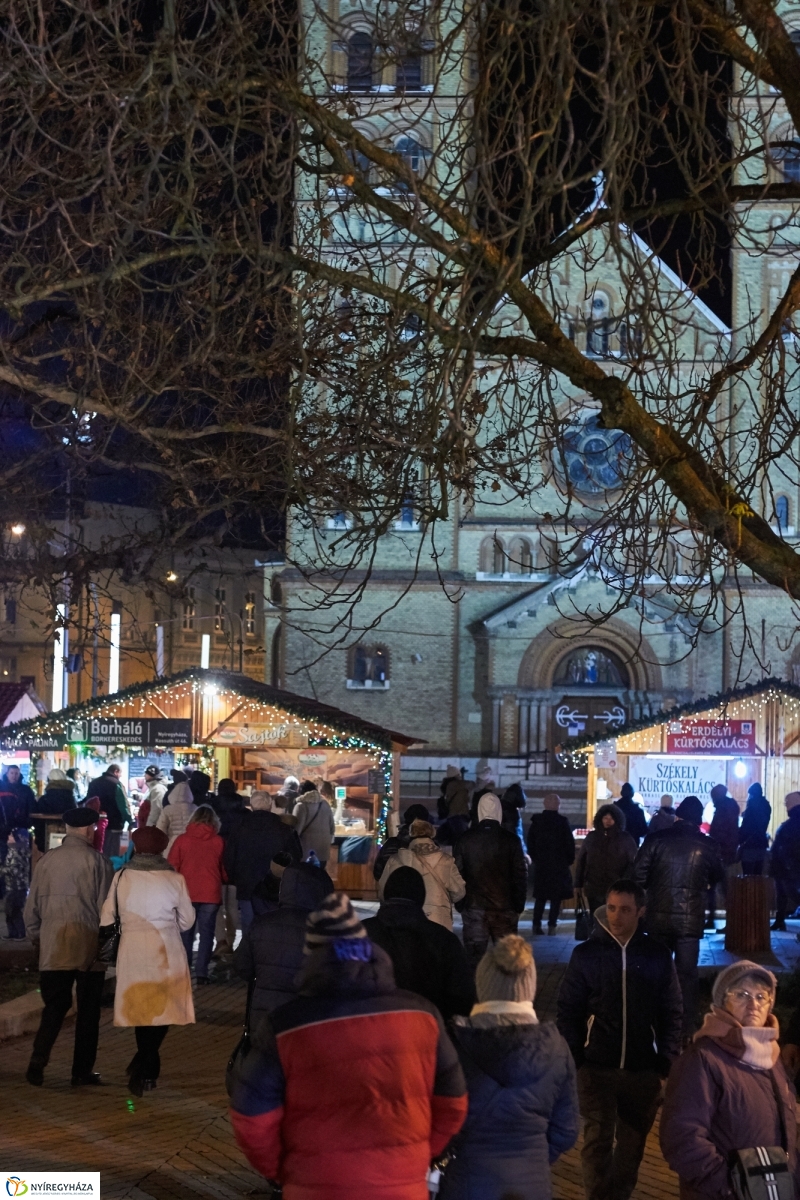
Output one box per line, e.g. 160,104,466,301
776,495,790,532
347,32,374,91
508,537,533,573
560,412,633,495
553,646,629,687
395,136,430,176
397,44,423,90
347,643,390,688
479,535,507,573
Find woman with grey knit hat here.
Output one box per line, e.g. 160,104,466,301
440,935,579,1200
661,960,800,1199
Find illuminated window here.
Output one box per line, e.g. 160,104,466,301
553,646,629,687
347,643,390,689
214,588,227,633
182,587,196,631
245,591,257,636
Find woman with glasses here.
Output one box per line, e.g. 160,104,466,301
660,961,799,1198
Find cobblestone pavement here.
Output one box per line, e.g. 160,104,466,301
4,906,800,1198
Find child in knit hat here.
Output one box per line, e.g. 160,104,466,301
440,936,579,1199
2,829,31,938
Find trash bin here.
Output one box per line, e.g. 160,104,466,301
725,875,772,954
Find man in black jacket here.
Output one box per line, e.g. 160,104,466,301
557,879,682,1200
455,793,527,969
613,783,648,846
363,866,475,1020
234,862,334,1024
224,794,302,931
632,795,724,1037
85,765,131,858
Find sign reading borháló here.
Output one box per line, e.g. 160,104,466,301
67,717,193,747
666,719,756,755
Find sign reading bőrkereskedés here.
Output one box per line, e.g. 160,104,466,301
66,718,192,747
666,719,756,755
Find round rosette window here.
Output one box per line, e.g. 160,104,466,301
560,412,633,495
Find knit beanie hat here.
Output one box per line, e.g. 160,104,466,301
403,803,431,825
787,792,800,812
675,796,703,825
475,935,536,1003
712,960,776,1009
305,892,371,959
48,768,71,785
383,865,426,906
132,826,169,855
409,818,436,839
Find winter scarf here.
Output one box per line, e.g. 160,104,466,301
469,999,539,1026
126,852,176,873
694,1005,780,1070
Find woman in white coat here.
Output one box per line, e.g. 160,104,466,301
156,781,197,852
379,819,466,930
99,825,195,1096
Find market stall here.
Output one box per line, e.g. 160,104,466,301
1,668,420,893
564,679,800,839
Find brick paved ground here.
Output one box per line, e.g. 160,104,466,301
3,905,800,1198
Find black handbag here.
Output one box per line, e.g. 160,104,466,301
731,1073,794,1200
574,894,591,941
97,869,126,967
226,978,255,1096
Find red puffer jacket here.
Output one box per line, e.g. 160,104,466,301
229,942,468,1200
168,822,226,903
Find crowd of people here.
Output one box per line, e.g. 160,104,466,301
7,758,800,1198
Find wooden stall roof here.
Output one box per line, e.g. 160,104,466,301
562,678,800,759
2,668,423,751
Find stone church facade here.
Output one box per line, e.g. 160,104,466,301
265,5,800,819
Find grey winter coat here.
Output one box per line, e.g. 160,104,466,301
440,1017,579,1200
24,833,113,971
292,791,335,863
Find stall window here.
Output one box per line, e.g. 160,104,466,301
347,643,390,688
182,587,196,631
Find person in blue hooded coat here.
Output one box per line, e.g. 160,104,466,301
440,935,578,1200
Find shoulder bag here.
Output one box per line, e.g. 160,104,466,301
97,869,126,967
225,977,255,1096
730,1072,794,1200
574,892,591,941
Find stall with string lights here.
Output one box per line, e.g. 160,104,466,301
561,679,800,836
1,668,419,857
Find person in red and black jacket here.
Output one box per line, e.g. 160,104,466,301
228,891,468,1200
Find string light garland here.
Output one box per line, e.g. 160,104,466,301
559,676,800,769
2,670,406,842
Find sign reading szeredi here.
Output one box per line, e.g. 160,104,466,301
212,721,308,748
